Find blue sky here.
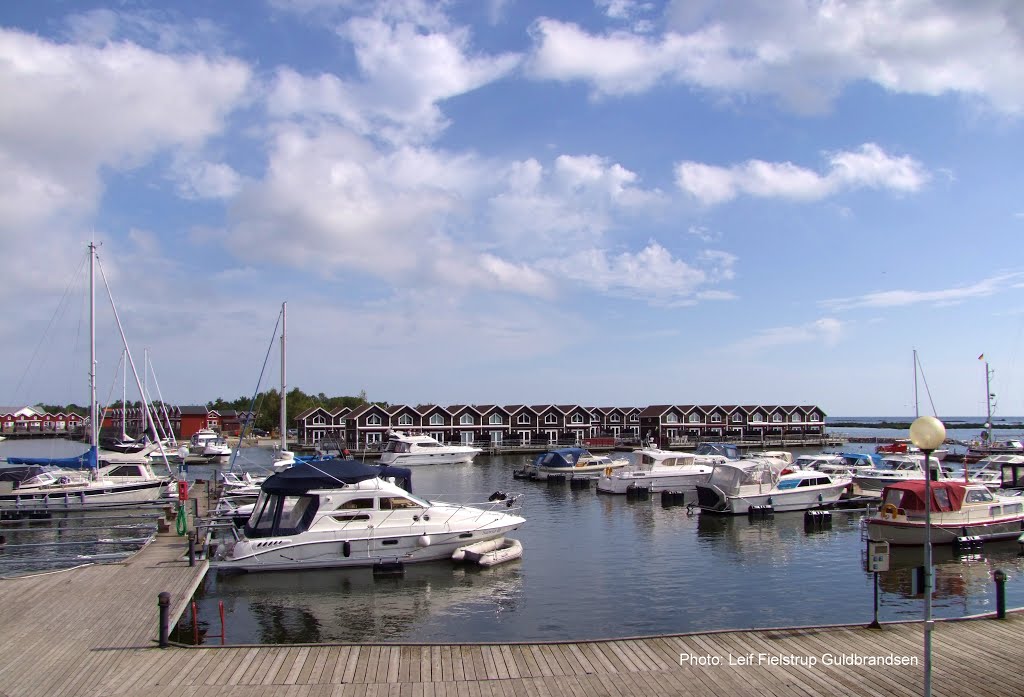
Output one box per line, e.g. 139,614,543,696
2,0,1023,417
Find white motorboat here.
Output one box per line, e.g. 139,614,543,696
378,430,482,466
866,480,1024,545
791,453,846,471
695,457,851,514
596,448,713,494
521,447,629,480
190,430,231,458
0,457,171,508
211,460,525,572
852,454,955,496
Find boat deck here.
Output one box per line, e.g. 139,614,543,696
1,527,1022,696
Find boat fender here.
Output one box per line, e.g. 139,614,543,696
417,534,431,547
604,467,612,476
342,541,351,557
881,503,898,519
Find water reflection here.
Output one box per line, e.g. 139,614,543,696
202,561,523,643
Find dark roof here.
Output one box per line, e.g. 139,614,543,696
261,460,413,496
178,406,209,415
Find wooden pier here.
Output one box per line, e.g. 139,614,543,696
0,525,1022,696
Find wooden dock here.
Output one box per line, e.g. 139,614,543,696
1,530,1022,697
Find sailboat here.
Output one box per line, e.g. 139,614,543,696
964,358,1024,463
0,243,173,507
271,302,296,470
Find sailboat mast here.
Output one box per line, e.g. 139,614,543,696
88,243,98,467
913,349,919,419
143,348,149,435
280,301,287,450
984,361,993,446
121,350,127,439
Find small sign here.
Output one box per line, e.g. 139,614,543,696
867,540,889,572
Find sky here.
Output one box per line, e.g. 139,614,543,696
1,0,1023,418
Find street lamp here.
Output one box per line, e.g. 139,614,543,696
909,415,946,697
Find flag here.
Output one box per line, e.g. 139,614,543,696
978,353,985,360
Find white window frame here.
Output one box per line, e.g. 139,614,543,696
460,414,474,426
367,414,382,426
429,413,444,426
489,413,503,425
398,414,414,426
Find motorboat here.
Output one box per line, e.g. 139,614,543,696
211,459,525,572
596,448,713,494
190,430,231,458
852,454,955,496
960,454,1018,490
378,430,482,466
695,457,851,514
0,456,171,507
693,442,741,461
791,453,846,471
189,429,229,456
520,447,629,480
866,480,1024,545
965,439,1023,463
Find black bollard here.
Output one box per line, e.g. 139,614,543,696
187,531,196,567
158,591,171,648
994,569,1007,619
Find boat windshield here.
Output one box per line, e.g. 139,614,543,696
384,441,410,453
244,492,320,538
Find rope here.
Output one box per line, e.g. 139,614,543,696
176,503,188,536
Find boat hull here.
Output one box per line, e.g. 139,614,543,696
596,469,710,494
379,451,480,466
213,521,523,572
696,482,848,515
866,516,1024,545
0,480,169,508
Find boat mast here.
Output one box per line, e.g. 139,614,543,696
913,349,920,419
88,242,98,469
984,360,993,446
280,301,287,452
121,349,127,440
143,348,149,436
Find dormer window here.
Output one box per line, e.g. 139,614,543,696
367,414,382,426
665,413,679,424
711,414,722,423
429,413,444,426
688,414,701,424
732,413,742,423
570,413,584,424
610,414,620,423
489,414,503,425
517,413,531,425
459,414,474,426
544,413,557,424
398,414,414,426
772,414,782,423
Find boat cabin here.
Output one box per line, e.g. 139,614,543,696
880,480,991,514
694,443,740,460
243,460,414,539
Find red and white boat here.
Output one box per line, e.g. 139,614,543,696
866,479,1024,545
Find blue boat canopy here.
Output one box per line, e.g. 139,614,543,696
533,447,587,468
5,451,96,469
261,459,413,496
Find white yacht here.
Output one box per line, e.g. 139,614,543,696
190,429,231,458
378,431,482,466
852,454,954,496
0,456,171,507
596,448,713,494
695,457,851,514
212,460,525,572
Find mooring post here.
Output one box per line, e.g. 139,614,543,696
994,569,1007,619
187,530,196,567
158,591,171,647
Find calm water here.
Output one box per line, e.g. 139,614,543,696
5,436,1024,643
191,444,1024,645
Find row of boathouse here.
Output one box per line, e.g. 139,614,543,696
2,402,831,449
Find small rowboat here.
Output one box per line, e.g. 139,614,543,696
452,537,523,567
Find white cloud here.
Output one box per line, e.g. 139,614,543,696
822,272,1024,311
539,242,734,305
727,317,845,353
0,28,251,233
267,13,521,145
528,2,1024,115
675,143,929,205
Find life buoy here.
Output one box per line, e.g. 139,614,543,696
880,503,899,519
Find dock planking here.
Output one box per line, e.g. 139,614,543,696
1,530,1023,696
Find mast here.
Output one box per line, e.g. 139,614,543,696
280,301,287,452
984,360,993,446
913,349,919,419
143,348,149,435
88,242,98,469
121,349,127,440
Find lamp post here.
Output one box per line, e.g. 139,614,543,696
909,415,946,697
